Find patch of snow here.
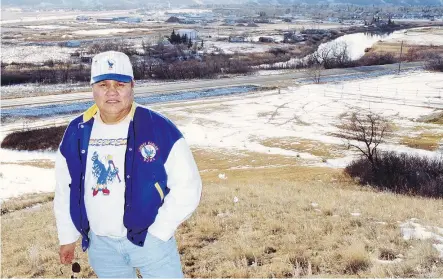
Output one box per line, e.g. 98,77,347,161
72,28,150,36
0,164,55,203
204,41,277,54
384,27,443,46
433,244,443,258
1,45,76,64
376,258,404,264
1,148,56,163
250,35,284,43
24,25,71,30
350,212,361,216
165,9,212,14
400,219,443,258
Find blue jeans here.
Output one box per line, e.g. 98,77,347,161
87,230,184,278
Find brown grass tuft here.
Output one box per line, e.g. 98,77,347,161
341,242,371,274
379,247,397,261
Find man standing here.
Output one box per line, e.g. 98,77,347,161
54,51,202,278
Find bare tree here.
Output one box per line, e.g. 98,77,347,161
142,40,152,57
307,42,350,69
337,112,392,172
307,63,324,84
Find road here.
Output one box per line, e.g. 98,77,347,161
1,62,423,108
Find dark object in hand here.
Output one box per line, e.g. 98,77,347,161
71,262,81,278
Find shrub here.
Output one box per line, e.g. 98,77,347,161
345,151,443,198
1,126,67,151
357,52,397,66
425,54,443,72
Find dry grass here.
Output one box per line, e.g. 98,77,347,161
367,42,443,58
2,159,55,169
424,111,443,125
1,202,96,277
2,149,443,277
1,192,54,215
400,131,443,151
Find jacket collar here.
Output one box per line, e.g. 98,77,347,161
82,102,137,123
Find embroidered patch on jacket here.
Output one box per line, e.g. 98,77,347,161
139,142,159,162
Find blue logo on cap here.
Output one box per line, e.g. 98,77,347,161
107,59,115,70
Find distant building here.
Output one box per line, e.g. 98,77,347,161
176,29,198,40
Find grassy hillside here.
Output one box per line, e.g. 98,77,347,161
2,150,442,277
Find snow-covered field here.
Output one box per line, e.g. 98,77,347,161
0,9,138,24
23,25,72,30
161,71,443,170
2,71,443,196
1,45,77,64
204,41,281,54
384,27,443,46
72,28,151,36
1,149,56,200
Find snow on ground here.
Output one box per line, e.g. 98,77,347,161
160,71,443,168
400,218,443,258
23,25,72,30
255,69,296,76
164,9,212,14
318,33,386,60
0,164,55,202
0,9,138,24
1,45,77,64
204,41,277,54
1,82,90,99
0,149,56,202
250,35,284,43
384,27,443,46
72,28,150,36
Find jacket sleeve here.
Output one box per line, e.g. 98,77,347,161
148,138,202,241
54,148,81,245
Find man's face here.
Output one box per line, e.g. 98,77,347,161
92,80,134,118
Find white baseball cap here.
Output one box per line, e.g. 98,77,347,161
90,51,134,84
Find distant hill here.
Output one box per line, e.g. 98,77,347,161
2,0,442,8
249,0,443,5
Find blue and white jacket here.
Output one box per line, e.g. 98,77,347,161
54,103,202,251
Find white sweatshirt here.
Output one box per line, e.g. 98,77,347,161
54,111,202,245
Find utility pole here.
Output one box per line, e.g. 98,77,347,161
398,40,403,74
